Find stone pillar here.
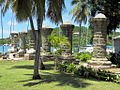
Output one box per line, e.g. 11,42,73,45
24,30,36,60
29,30,36,50
88,13,112,69
41,25,53,61
10,32,18,52
60,21,74,56
60,21,75,62
18,31,26,57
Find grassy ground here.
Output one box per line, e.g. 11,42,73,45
0,60,120,90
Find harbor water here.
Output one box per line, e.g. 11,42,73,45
0,45,11,53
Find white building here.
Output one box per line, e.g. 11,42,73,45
113,36,120,54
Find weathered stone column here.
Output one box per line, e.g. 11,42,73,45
88,13,112,69
60,21,74,56
60,21,75,62
24,30,36,60
41,25,53,61
10,32,18,52
18,31,27,57
28,30,36,50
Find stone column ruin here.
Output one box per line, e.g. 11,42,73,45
24,30,36,60
88,13,112,69
41,25,53,61
10,32,18,52
60,21,75,62
18,31,26,57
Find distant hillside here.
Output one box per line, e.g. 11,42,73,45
0,27,120,47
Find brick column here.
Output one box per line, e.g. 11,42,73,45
28,30,36,50
60,21,75,63
88,13,112,69
10,32,18,52
41,25,53,61
24,30,36,60
60,21,74,57
18,31,26,57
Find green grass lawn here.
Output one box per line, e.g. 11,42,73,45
0,60,120,90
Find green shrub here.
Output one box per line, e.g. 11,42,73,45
107,53,120,68
0,52,2,58
79,53,92,62
57,61,120,83
57,62,76,73
74,66,120,83
72,52,92,61
72,54,80,59
25,44,29,49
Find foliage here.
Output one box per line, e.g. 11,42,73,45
57,62,76,73
0,52,2,57
72,26,93,47
107,53,120,68
75,66,120,83
79,53,92,62
0,38,10,45
25,44,29,49
72,52,92,62
88,0,120,33
57,61,120,83
48,33,71,55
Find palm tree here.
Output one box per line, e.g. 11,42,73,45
2,0,65,79
69,0,90,53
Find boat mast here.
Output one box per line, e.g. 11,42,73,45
1,7,4,54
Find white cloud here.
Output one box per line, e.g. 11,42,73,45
116,28,120,32
7,21,18,26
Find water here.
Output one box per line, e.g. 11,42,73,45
0,46,79,53
0,45,11,53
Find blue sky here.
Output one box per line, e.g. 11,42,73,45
0,0,119,38
0,0,88,38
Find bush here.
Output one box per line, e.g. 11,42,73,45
79,53,92,62
72,52,92,61
57,62,76,73
107,53,120,68
25,44,29,49
57,62,120,83
0,52,2,58
74,66,120,83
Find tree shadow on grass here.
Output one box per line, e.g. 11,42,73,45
18,72,91,88
9,64,54,70
0,75,2,78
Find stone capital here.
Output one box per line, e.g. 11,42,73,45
60,20,74,29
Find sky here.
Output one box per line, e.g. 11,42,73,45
0,0,119,38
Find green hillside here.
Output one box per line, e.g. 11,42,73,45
0,27,120,47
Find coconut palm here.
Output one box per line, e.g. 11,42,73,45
2,0,65,79
69,0,90,53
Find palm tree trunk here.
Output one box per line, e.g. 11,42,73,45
78,21,82,55
32,16,41,79
29,15,44,70
29,16,36,41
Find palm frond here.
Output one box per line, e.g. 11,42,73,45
47,0,65,25
12,0,33,22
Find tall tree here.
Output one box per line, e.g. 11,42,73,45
69,0,90,53
89,0,120,33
